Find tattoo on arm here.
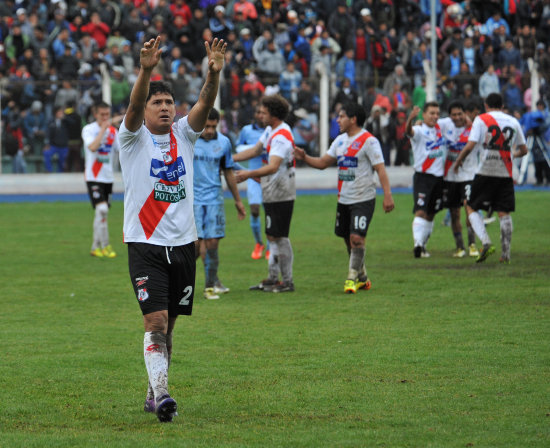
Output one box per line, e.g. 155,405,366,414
200,81,215,102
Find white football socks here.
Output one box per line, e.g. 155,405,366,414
412,216,433,247
468,211,491,245
144,332,169,402
499,215,513,259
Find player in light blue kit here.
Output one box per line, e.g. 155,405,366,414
235,105,269,260
194,108,246,299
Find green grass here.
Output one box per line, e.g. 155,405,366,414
1,191,549,447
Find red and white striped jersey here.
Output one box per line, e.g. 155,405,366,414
468,111,526,178
82,122,119,183
439,117,478,182
258,122,296,203
327,129,385,204
118,116,200,246
410,123,446,177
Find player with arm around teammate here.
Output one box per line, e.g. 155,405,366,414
294,101,394,293
117,36,226,422
193,108,246,300
454,92,527,263
406,102,447,258
233,94,296,293
82,101,121,258
439,100,480,258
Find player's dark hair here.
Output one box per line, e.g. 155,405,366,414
423,101,439,112
465,100,481,112
92,101,111,113
485,93,503,109
260,94,290,121
208,108,220,121
448,100,464,114
146,81,175,103
341,102,367,127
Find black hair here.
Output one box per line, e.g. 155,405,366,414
465,100,482,112
146,81,175,103
93,101,111,113
485,93,503,109
341,102,367,127
423,101,439,112
448,100,465,114
260,94,290,121
208,108,220,121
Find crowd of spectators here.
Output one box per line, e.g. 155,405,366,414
2,0,550,173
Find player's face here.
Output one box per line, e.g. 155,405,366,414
424,106,440,127
94,107,111,125
145,92,176,134
258,105,271,127
449,107,466,127
253,107,262,124
201,119,218,141
337,110,354,133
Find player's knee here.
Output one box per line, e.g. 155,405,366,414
144,311,169,333
349,234,365,248
96,202,109,218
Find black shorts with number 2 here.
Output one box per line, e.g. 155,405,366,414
335,199,375,238
128,242,196,317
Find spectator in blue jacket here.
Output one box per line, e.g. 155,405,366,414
23,100,47,156
498,39,522,70
502,76,523,113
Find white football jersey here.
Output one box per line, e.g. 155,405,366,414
118,116,200,246
468,111,526,178
439,117,478,182
410,123,446,177
258,123,296,203
82,122,120,183
327,129,385,204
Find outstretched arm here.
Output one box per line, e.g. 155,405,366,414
223,168,246,220
125,37,163,132
187,39,227,133
232,140,264,162
294,146,336,169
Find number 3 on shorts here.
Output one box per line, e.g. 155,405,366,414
179,286,193,305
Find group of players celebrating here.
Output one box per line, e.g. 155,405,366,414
80,35,528,423
406,93,527,265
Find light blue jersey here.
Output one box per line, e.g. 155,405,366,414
236,123,265,170
193,133,234,204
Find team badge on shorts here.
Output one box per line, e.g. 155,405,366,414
138,288,149,302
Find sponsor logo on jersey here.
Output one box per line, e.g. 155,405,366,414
337,155,359,168
150,156,186,183
153,181,186,203
338,171,356,181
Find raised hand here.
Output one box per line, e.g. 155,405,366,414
140,36,162,70
205,38,227,74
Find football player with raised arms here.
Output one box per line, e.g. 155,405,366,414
117,36,226,422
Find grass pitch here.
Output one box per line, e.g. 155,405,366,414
1,191,549,447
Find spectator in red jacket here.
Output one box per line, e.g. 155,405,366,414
81,12,110,50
